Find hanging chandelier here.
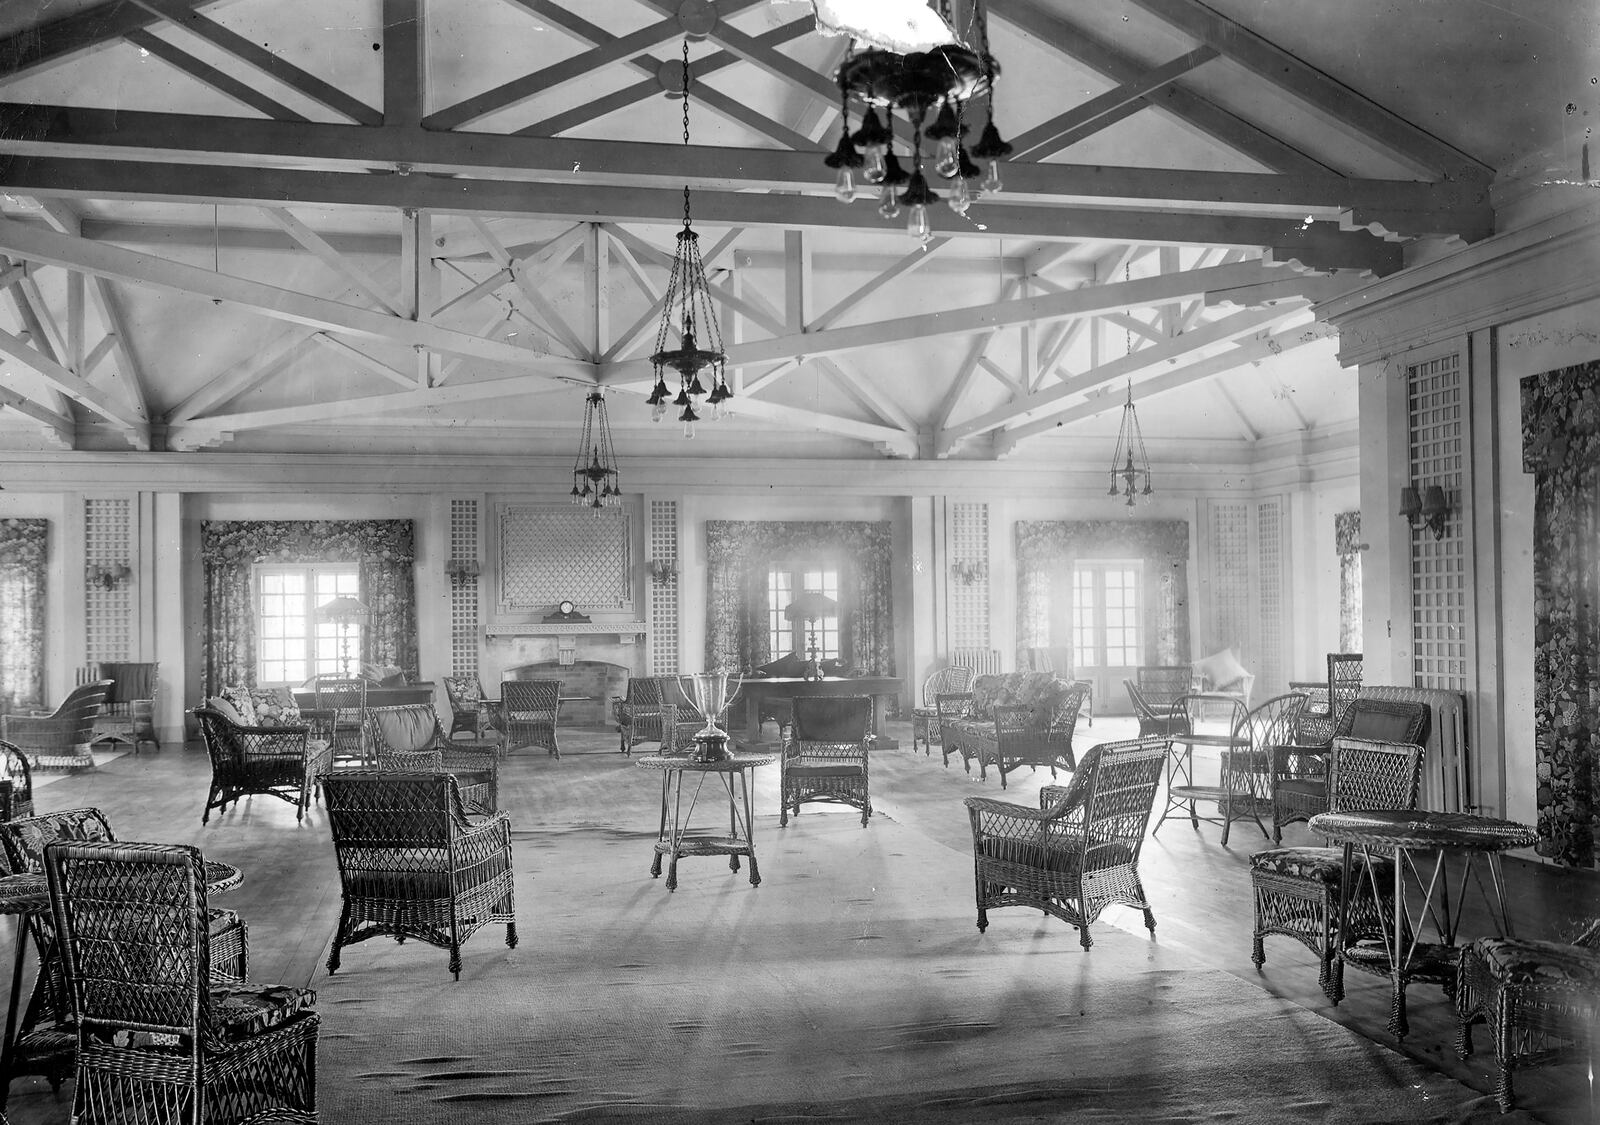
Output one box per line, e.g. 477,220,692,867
571,389,621,510
646,37,732,438
1109,382,1154,507
819,0,1011,243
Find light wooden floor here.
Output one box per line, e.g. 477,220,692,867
1,718,1595,1124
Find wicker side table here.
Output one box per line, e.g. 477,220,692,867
636,751,776,892
1309,809,1538,1040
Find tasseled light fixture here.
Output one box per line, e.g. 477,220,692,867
1109,381,1154,508
645,37,732,438
817,0,1010,243
571,389,621,510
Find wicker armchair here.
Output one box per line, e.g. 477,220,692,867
964,738,1167,949
501,679,562,757
1272,696,1428,843
1456,916,1600,1112
363,702,499,815
0,739,33,823
193,705,332,825
613,677,668,755
323,771,517,980
82,661,161,753
43,839,319,1124
780,695,874,828
910,665,975,756
1250,738,1425,1002
1,679,111,772
1124,678,1186,738
1292,653,1364,748
977,680,1090,789
444,675,504,742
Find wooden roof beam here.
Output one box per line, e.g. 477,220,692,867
122,29,307,121
0,0,209,80
0,383,74,448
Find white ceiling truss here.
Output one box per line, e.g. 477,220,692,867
0,0,1500,460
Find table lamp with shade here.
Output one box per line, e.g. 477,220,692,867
317,595,370,678
783,590,838,681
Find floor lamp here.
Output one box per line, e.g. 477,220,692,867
317,595,370,678
784,590,838,681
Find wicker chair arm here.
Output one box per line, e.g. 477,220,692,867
993,703,1042,735
965,796,1084,851
935,691,975,720
0,715,72,744
456,810,513,856
438,744,499,771
384,748,444,771
1273,742,1328,779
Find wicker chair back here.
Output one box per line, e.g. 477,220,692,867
919,665,975,708
789,694,874,743
1135,666,1192,707
501,679,562,756
1326,737,1424,816
1335,697,1430,745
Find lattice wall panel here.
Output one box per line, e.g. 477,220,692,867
1207,499,1251,659
449,499,479,677
498,506,631,611
949,501,989,651
84,498,132,664
650,499,679,674
1255,497,1284,696
1408,352,1468,690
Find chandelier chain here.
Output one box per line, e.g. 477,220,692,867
681,37,693,231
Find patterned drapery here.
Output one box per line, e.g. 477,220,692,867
200,521,418,695
1521,359,1600,868
705,520,895,675
1335,511,1363,653
0,519,47,711
1015,520,1190,673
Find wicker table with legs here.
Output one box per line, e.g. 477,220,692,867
636,751,776,892
1309,809,1538,1040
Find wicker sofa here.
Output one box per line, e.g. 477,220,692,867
938,671,1087,787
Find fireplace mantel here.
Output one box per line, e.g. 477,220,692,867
485,621,648,638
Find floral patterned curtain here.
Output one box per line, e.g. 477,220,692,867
200,521,417,695
1335,511,1363,653
1521,359,1600,868
0,519,47,711
705,520,895,675
1015,520,1190,673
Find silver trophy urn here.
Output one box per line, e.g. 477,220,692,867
680,672,735,762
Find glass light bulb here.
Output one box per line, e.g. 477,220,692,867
934,138,960,179
683,419,696,439
907,203,931,242
947,175,970,214
651,402,666,422
981,160,1003,195
833,166,856,203
877,184,901,220
861,148,887,185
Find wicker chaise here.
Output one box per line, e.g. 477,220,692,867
965,738,1168,949
43,839,319,1124
323,771,517,980
1,680,112,772
363,702,500,815
780,695,874,827
193,704,332,825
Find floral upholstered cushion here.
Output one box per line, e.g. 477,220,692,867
205,696,246,728
219,685,258,726
1249,846,1395,883
1468,936,1600,986
209,982,317,1041
250,686,302,728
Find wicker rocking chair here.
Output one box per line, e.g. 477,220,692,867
965,738,1167,949
43,839,319,1124
323,771,517,980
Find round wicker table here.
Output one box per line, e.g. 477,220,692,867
1307,809,1538,1040
636,751,776,892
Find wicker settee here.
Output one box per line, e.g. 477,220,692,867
939,671,1088,787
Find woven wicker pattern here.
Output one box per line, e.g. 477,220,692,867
975,681,1089,789
0,738,34,824
911,666,975,755
443,675,504,743
310,676,368,767
1251,738,1424,1001
613,677,669,755
2,680,111,772
1455,919,1600,1112
193,707,331,826
964,738,1167,950
501,679,561,757
43,839,318,1124
322,771,516,980
1123,678,1185,738
82,662,161,753
1276,690,1425,841
362,704,500,816
1168,692,1306,846
1292,652,1363,748
780,695,873,828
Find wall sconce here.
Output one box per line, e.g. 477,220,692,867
647,558,678,585
1399,484,1451,540
950,559,987,586
86,563,131,589
445,558,480,577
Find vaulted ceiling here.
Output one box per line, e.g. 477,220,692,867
0,0,1587,467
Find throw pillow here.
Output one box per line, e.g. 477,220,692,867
251,686,302,728
1194,648,1249,692
219,685,258,726
206,696,245,727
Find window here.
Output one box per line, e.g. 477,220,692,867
1072,561,1142,669
256,564,362,685
767,565,841,660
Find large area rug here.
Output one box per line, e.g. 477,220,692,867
316,764,1530,1125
